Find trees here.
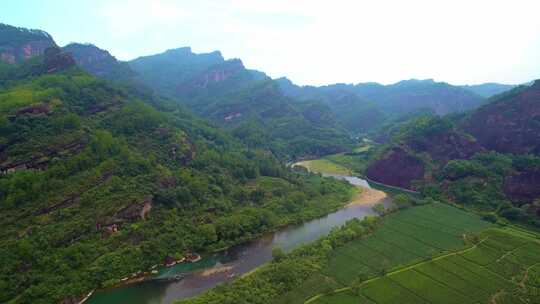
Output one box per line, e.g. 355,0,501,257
271,247,285,262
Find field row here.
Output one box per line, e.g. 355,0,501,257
274,203,495,304
314,228,540,304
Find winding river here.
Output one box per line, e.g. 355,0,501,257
88,171,391,304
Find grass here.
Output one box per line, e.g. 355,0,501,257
273,203,540,304
293,159,352,175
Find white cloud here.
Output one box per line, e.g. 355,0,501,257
97,0,540,85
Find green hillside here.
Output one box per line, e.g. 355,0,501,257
0,53,354,303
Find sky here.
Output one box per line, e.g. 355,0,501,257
2,0,540,86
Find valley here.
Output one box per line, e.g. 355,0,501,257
0,18,539,304
87,163,391,304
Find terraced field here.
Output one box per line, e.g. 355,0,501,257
274,203,540,304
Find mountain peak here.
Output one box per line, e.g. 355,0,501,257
394,78,436,86
63,42,137,81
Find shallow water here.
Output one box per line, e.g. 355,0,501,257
88,174,389,304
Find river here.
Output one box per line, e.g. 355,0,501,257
88,173,390,304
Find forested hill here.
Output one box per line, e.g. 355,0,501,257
364,81,540,228
127,47,353,158
277,77,514,135
0,39,354,303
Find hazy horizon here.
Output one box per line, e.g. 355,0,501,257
3,0,540,86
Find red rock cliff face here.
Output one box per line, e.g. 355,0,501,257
184,59,245,89
1,24,57,64
408,131,484,163
366,147,425,189
503,169,540,204
463,81,540,155
366,130,482,190
1,40,56,64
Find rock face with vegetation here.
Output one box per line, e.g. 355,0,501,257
365,147,425,189
365,84,540,226
0,23,56,64
462,81,540,155
366,116,483,189
503,168,540,204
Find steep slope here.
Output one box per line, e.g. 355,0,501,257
366,80,540,189
365,116,483,189
63,43,138,82
0,23,56,64
0,42,354,303
365,84,540,225
462,81,540,154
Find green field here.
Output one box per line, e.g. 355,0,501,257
275,203,540,304
293,159,352,175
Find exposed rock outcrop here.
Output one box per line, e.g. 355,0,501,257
503,169,540,204
463,81,540,155
407,131,484,163
366,147,425,189
0,23,56,64
116,196,153,221
43,47,76,73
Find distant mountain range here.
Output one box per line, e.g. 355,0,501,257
0,23,522,144
276,77,520,135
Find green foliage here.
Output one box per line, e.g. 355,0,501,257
393,194,413,209
395,116,453,140
0,64,355,303
271,247,286,262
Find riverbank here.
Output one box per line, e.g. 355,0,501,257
346,186,386,207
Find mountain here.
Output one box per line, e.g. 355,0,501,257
129,47,265,98
366,81,540,189
0,23,56,64
0,25,355,303
63,43,138,82
277,78,486,135
460,82,516,98
365,82,540,225
129,48,353,158
462,81,540,154
354,79,485,115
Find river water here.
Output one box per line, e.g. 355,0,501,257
88,174,390,304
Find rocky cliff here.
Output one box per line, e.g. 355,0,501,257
463,81,540,155
0,23,56,64
503,169,540,204
366,147,425,189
